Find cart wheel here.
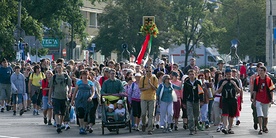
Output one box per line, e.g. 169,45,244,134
128,121,132,133
116,127,119,134
102,125,104,135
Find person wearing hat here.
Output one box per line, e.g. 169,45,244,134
217,68,241,134
217,60,225,72
153,60,169,75
128,72,142,131
99,67,110,87
106,104,115,121
115,100,125,121
0,58,13,112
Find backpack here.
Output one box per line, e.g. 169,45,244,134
53,74,69,85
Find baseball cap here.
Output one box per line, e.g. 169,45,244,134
225,68,231,73
108,104,114,109
159,60,165,64
117,100,123,105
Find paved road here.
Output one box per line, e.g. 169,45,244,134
0,91,276,138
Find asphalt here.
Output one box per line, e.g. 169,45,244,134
0,91,276,138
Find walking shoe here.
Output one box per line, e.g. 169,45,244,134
142,125,146,132
36,110,39,115
216,127,221,132
155,124,160,129
48,120,52,125
44,117,47,124
56,125,62,134
183,123,187,130
79,128,87,135
221,128,228,134
168,128,172,132
19,109,24,116
205,122,210,129
1,108,4,113
13,111,16,116
253,123,258,130
174,126,178,131
228,129,234,134
65,124,70,130
263,126,268,133
148,131,153,135
236,120,240,126
258,130,263,135
170,123,174,130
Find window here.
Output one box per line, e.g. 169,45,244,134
89,12,97,28
208,56,216,62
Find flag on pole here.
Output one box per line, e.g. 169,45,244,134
26,52,31,63
171,55,174,70
136,35,151,65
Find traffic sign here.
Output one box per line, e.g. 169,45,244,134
42,38,59,48
62,48,66,57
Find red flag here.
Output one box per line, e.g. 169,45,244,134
136,34,150,65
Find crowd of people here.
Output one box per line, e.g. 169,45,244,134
0,56,274,135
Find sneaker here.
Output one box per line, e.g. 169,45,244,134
263,126,268,133
1,108,4,113
258,130,263,135
148,131,153,135
65,124,70,130
79,128,87,135
88,127,93,133
44,117,47,124
48,120,52,125
61,124,65,129
156,124,160,129
228,129,234,134
19,109,24,116
221,128,228,134
205,122,210,129
136,127,140,131
160,126,164,129
36,110,39,115
216,127,221,132
236,120,240,126
13,111,16,116
183,123,187,130
168,128,172,132
56,125,62,134
53,122,57,127
142,125,146,132
253,123,258,130
174,126,178,131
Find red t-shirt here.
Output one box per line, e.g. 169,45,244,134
255,78,270,104
42,79,49,96
99,76,109,87
240,65,246,78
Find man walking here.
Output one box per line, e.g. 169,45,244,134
253,66,274,135
139,65,158,135
48,64,72,133
0,58,13,112
217,68,241,134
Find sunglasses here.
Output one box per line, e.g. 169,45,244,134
146,71,151,72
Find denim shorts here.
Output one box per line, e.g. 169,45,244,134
12,94,23,104
42,96,53,110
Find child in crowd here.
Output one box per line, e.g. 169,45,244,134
115,100,126,121
106,104,115,122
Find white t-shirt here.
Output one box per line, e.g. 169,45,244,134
115,108,125,116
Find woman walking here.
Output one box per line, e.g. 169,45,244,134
42,70,53,125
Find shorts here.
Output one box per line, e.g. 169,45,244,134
256,101,269,118
12,94,23,104
131,100,141,118
52,98,67,115
42,96,53,110
31,91,42,105
221,98,237,117
0,83,11,100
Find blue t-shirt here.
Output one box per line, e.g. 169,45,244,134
76,79,94,86
0,66,13,84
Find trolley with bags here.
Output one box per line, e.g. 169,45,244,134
101,94,131,135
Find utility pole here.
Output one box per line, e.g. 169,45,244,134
269,0,274,67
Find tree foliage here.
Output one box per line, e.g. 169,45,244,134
213,0,266,61
93,0,171,59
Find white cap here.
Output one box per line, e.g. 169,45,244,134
117,100,123,105
135,73,142,77
108,104,114,109
159,60,165,64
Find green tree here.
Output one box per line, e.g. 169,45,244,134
93,0,171,59
214,0,265,61
0,0,43,61
168,0,225,66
